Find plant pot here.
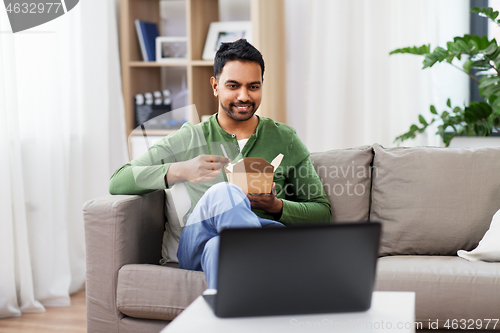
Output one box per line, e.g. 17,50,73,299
445,135,500,148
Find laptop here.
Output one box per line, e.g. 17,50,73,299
203,222,381,318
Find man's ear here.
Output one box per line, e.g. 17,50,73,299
210,76,218,97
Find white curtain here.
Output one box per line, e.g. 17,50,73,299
0,0,128,318
286,0,470,152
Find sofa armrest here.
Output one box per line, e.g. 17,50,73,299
83,190,165,333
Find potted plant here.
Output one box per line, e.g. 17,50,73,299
391,7,500,146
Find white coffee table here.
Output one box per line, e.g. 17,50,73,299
161,291,415,333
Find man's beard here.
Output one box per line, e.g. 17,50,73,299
220,101,257,121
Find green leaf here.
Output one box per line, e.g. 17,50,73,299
474,122,491,136
442,132,455,147
464,34,491,50
471,7,500,23
424,55,440,68
422,47,451,68
409,124,419,132
478,76,500,89
441,111,450,119
493,116,500,129
456,39,471,53
463,59,473,72
423,55,439,69
488,94,498,105
422,46,455,69
464,102,493,124
430,105,438,114
394,124,422,145
480,82,500,97
468,38,480,52
479,35,491,49
484,41,498,55
436,47,450,57
447,41,461,53
418,115,428,126
446,99,451,108
390,44,431,56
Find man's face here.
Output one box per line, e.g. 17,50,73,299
211,60,263,122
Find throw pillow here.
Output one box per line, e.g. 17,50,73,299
160,182,191,264
370,144,500,256
458,209,500,262
310,146,373,222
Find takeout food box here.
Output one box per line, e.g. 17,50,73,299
225,154,283,194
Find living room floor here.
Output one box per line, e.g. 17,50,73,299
0,291,86,333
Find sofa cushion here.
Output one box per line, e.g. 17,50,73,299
117,264,207,321
371,144,500,256
161,182,192,264
375,256,500,328
310,146,373,222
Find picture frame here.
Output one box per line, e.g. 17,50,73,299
155,36,187,62
202,21,252,60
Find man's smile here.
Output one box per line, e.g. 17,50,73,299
231,103,254,112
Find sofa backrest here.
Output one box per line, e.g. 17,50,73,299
310,146,374,223
370,143,500,256
162,144,500,261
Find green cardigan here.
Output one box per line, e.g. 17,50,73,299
109,114,331,225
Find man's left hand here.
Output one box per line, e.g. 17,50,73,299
247,182,283,214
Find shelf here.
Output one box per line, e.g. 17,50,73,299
130,129,179,136
191,60,214,66
128,60,213,67
130,60,188,67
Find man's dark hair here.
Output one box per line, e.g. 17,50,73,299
213,39,265,80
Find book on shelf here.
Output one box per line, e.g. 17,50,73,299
134,20,159,61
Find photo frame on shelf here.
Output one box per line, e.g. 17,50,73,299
156,36,188,62
202,21,252,60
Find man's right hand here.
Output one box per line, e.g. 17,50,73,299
166,155,231,185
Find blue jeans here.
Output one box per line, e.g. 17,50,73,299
177,182,284,289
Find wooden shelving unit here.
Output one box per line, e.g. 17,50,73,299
120,0,286,138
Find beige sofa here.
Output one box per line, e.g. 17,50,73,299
84,144,500,332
